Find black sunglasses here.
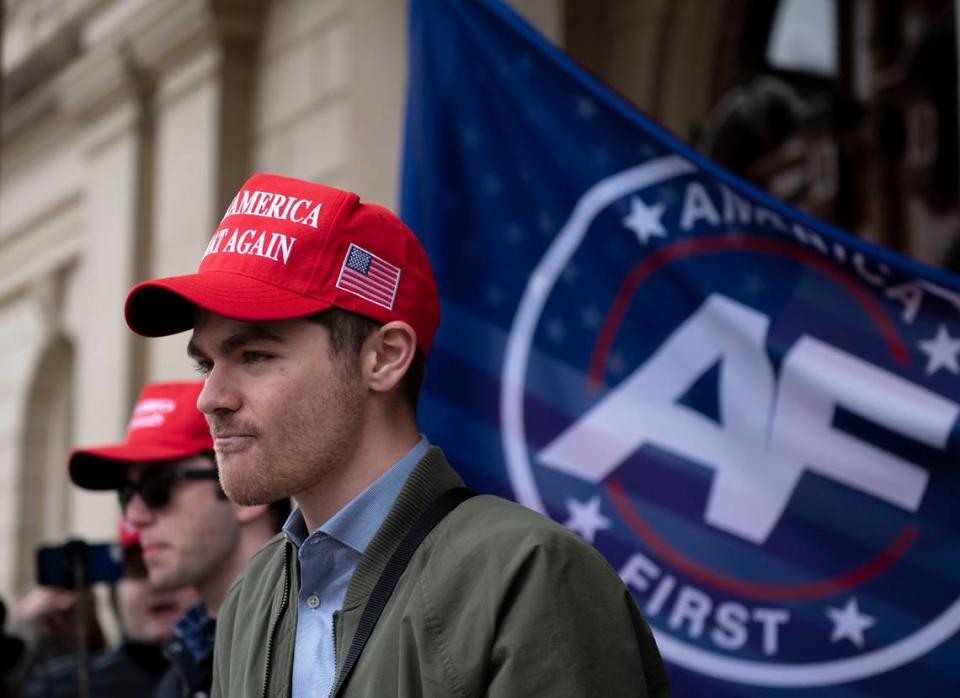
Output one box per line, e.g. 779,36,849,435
118,468,220,511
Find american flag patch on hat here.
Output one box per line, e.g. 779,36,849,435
336,243,401,310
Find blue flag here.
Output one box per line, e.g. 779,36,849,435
400,1,960,695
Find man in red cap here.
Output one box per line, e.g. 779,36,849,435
124,175,668,698
69,381,290,698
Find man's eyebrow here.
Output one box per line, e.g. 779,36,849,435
188,325,287,359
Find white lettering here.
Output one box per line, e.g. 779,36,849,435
540,294,957,544
711,602,749,651
539,295,778,542
302,202,322,228
238,190,260,215
721,186,753,226
619,552,660,592
280,196,297,220
771,336,951,514
853,252,890,287
200,227,296,265
214,229,230,252
128,414,166,430
133,399,175,414
753,608,789,656
791,223,829,254
253,193,272,216
668,587,712,638
886,282,925,324
204,230,223,256
621,563,790,655
755,208,787,231
289,200,310,223
221,230,239,254
236,230,256,255
218,189,324,229
680,182,721,230
248,231,267,257
646,574,677,617
266,194,287,219
274,234,296,264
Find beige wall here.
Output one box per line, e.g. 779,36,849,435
0,0,563,603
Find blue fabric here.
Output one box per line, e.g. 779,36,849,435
172,602,215,663
285,436,429,698
400,1,960,696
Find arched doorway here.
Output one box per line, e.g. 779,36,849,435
16,335,75,593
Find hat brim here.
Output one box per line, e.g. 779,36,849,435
125,271,336,337
69,443,212,490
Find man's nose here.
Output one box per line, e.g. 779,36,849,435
196,364,241,416
123,492,156,527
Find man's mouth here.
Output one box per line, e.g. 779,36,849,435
211,420,259,452
140,542,168,561
214,434,256,452
148,601,182,621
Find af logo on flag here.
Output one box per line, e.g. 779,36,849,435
402,1,960,694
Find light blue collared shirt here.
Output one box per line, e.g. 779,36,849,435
284,436,430,698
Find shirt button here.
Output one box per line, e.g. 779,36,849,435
306,593,320,609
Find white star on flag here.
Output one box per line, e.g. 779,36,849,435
918,324,960,375
622,195,667,245
826,598,876,648
563,496,612,543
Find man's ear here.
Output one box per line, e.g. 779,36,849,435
363,321,417,394
233,503,269,524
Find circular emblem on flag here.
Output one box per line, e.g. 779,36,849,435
502,156,960,686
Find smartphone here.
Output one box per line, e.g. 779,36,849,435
35,540,123,588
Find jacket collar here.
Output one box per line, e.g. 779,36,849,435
342,446,464,610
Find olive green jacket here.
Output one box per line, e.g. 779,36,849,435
212,448,670,697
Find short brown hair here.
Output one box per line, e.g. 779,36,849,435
308,308,425,412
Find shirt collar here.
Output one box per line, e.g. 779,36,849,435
172,602,215,662
283,435,430,553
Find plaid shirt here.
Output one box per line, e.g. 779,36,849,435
173,602,216,662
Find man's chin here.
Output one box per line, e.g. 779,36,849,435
223,489,270,506
219,456,301,505
147,572,183,594
221,475,276,506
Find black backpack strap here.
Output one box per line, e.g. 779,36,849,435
331,487,476,698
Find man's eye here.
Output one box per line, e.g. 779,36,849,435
193,361,213,376
243,352,273,364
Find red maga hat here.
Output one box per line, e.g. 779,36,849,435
124,174,441,354
69,381,212,490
